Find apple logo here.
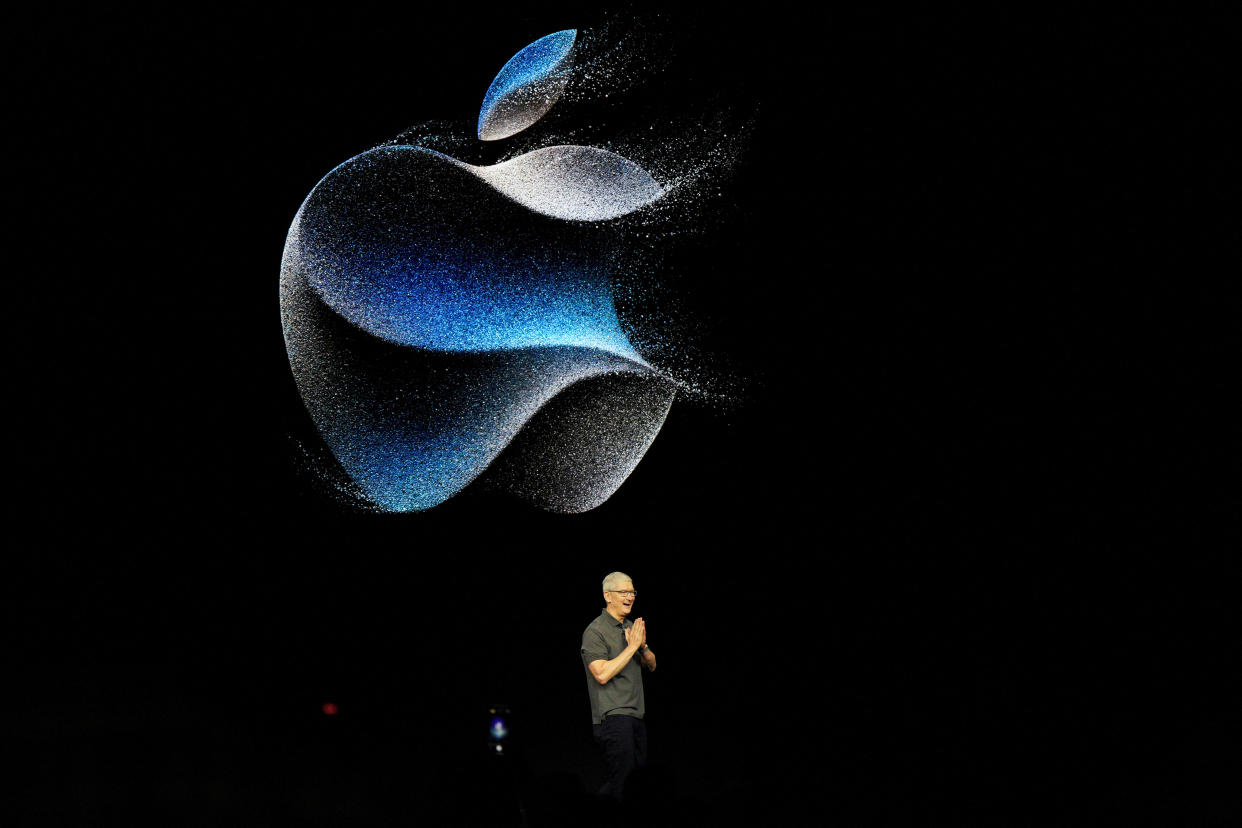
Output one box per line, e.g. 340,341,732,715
280,29,682,513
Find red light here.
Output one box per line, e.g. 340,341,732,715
322,702,339,715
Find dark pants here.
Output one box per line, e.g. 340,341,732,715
593,714,647,800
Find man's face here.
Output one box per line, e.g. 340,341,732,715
605,580,637,619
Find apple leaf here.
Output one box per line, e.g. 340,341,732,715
478,29,576,141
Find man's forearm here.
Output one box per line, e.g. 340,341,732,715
591,643,641,685
639,647,656,671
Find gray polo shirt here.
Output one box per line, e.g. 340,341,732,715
581,609,645,724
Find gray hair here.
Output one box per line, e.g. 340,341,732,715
602,571,633,593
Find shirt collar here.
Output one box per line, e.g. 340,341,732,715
600,608,629,628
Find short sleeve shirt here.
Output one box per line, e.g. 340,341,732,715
581,609,645,724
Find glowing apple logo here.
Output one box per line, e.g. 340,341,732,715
281,30,685,513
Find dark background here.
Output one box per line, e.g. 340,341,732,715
14,6,1239,826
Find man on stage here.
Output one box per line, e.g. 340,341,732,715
581,571,657,800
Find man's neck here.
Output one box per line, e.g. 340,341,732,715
605,606,626,623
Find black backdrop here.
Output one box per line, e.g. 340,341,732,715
15,6,1240,825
